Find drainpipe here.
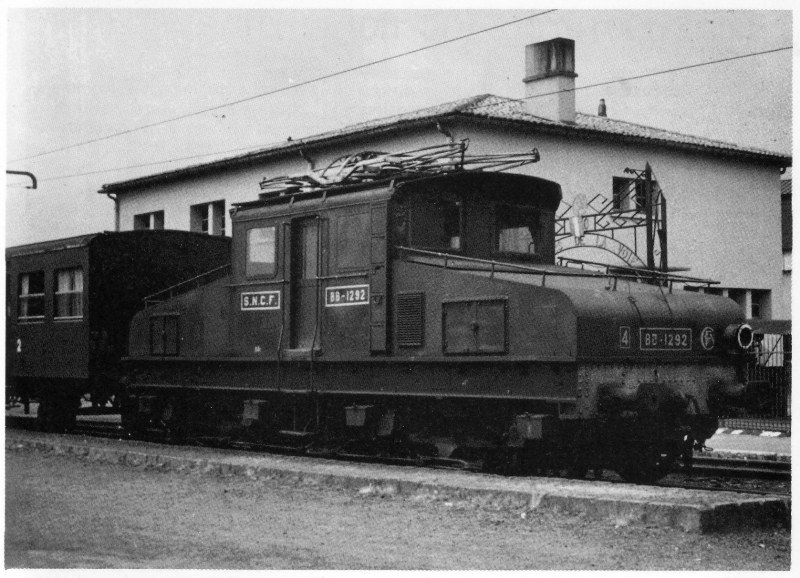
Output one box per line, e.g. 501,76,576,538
106,192,120,231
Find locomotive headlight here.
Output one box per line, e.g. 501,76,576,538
724,323,754,351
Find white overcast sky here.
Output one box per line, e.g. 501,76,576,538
4,2,794,246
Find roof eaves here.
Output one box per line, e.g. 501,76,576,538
100,96,493,194
100,115,453,193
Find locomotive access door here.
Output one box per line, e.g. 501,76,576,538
289,217,320,350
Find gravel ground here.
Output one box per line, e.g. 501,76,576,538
5,449,791,570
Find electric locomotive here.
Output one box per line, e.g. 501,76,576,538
121,143,753,482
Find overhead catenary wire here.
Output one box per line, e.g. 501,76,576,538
9,10,557,164
31,43,792,186
480,45,793,111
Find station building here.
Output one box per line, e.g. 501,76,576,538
100,38,792,322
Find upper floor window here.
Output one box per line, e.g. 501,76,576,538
18,271,45,320
246,226,277,278
54,268,84,319
133,210,165,230
190,200,226,236
612,177,647,211
496,205,541,256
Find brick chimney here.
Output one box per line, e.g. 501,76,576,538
522,38,577,123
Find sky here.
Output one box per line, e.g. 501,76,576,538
4,3,794,246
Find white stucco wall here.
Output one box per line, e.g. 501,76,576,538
113,120,789,319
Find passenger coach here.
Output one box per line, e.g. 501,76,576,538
6,230,230,430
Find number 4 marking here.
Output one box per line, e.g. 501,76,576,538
620,326,631,349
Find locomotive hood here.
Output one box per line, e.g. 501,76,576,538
561,282,747,359
449,263,748,360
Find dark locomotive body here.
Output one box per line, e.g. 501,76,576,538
6,230,230,429
122,170,752,481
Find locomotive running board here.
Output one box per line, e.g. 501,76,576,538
335,452,481,472
281,348,322,361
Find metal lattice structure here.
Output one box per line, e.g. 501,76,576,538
555,163,668,272
257,139,540,197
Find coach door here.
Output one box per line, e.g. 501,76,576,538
289,217,320,351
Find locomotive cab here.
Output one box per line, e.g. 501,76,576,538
390,172,560,265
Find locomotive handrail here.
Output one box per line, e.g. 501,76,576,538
396,246,719,287
143,263,232,307
556,256,719,286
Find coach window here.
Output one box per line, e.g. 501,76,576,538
18,271,45,321
54,268,84,319
246,226,277,278
496,205,541,257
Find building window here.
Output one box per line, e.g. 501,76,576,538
751,290,771,319
54,268,84,319
612,177,647,211
18,271,45,320
246,226,277,278
781,183,791,272
133,211,164,230
692,286,772,320
190,200,225,236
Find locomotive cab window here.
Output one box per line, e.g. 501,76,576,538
18,271,45,320
496,205,542,257
54,268,84,319
246,226,277,278
406,195,463,251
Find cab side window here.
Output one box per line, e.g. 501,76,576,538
246,226,277,278
408,196,463,251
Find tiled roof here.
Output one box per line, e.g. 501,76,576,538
465,95,789,160
102,94,791,192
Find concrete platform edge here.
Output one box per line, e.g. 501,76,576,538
6,435,790,534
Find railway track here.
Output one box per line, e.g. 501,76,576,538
688,455,790,480
7,415,791,489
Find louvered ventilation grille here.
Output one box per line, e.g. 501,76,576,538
397,292,424,347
